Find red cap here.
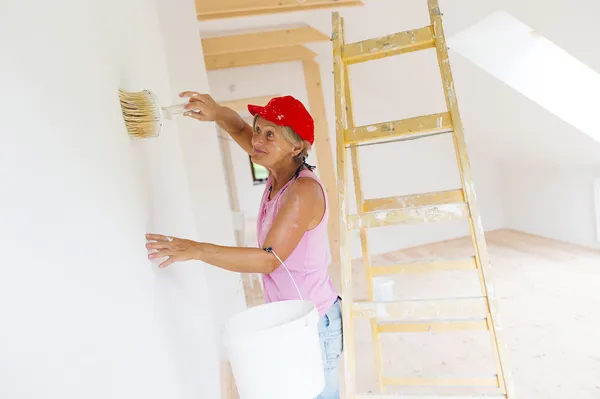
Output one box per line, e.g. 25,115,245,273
247,95,314,145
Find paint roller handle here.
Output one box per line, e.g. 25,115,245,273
160,98,217,121
177,91,254,154
178,92,221,122
161,96,215,120
161,104,188,120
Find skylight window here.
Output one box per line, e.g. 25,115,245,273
447,10,600,142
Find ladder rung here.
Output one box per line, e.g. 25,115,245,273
352,297,488,320
364,189,464,213
346,113,452,146
343,25,435,64
383,376,499,387
376,318,488,333
371,256,476,276
348,203,469,229
356,394,506,399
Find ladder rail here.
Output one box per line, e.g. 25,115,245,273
345,112,453,146
427,0,512,395
344,66,386,391
343,25,435,64
346,130,451,148
364,189,465,212
332,12,357,397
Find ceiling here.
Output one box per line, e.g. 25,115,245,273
197,0,600,168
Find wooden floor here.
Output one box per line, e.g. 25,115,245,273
327,229,600,398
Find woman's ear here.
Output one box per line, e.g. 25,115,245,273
292,145,302,157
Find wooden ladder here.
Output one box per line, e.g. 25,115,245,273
331,1,513,398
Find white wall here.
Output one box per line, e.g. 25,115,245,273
207,55,506,258
155,0,246,353
0,0,242,398
503,164,600,250
224,128,264,247
219,115,269,225
227,133,265,220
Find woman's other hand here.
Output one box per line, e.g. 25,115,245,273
179,91,220,122
146,233,202,268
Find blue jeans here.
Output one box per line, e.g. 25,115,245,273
316,297,343,399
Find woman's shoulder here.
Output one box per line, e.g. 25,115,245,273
287,176,322,197
278,174,323,207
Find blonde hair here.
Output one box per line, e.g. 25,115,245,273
253,115,312,164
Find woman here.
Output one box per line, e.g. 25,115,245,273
145,91,343,398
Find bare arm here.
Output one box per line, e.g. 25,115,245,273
195,178,324,273
179,91,253,154
214,106,254,154
145,178,325,272
260,178,325,269
146,233,277,272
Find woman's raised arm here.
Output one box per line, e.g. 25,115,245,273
179,91,254,154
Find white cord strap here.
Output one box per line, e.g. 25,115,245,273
263,247,303,300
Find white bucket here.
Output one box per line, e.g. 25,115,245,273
222,299,325,399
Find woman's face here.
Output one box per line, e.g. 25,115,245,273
251,116,297,169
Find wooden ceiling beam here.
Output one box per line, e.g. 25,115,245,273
202,26,330,56
220,95,278,114
196,0,364,20
205,45,317,71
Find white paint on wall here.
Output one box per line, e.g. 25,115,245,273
0,0,242,398
502,164,600,250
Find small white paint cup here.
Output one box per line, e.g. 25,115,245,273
373,277,395,302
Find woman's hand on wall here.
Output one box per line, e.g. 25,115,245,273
145,233,202,268
146,233,281,274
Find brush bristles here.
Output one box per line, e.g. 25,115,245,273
118,89,161,139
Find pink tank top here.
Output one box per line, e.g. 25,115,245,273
257,168,338,317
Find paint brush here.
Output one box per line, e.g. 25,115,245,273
118,89,189,139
